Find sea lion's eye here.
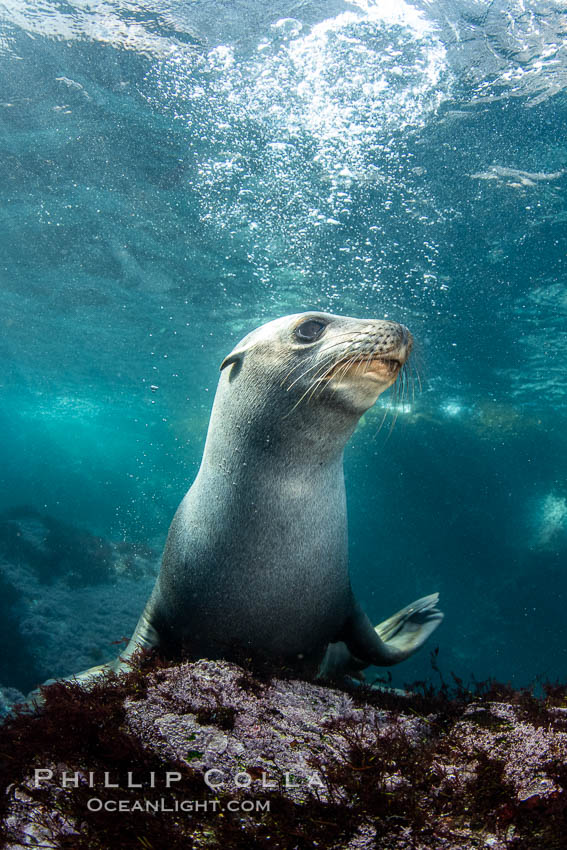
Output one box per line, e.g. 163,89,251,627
295,319,327,343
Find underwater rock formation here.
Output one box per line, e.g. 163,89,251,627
1,659,567,849
0,507,158,695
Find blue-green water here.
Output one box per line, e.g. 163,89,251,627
0,0,566,696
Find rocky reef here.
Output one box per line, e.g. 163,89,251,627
1,657,567,849
0,506,158,694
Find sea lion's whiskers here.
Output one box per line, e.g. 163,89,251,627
325,350,362,400
287,377,327,415
308,347,361,403
323,358,353,400
281,333,363,390
390,362,409,436
335,351,360,382
333,333,382,383
389,406,400,436
283,357,329,392
309,341,369,404
318,342,363,388
370,356,396,439
307,335,371,402
313,335,367,374
407,364,414,403
405,362,415,404
399,365,407,409
374,365,402,442
305,358,345,404
318,330,366,353
409,349,424,394
283,343,348,391
279,354,313,389
374,393,392,437
362,346,376,374
392,371,400,408
285,352,346,414
384,391,400,442
413,360,422,395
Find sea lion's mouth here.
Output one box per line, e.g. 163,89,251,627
324,354,405,384
372,357,402,370
363,357,403,379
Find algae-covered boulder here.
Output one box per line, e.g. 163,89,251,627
1,659,567,849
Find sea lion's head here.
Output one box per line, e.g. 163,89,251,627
220,311,412,417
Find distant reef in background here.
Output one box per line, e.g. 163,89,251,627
0,506,158,695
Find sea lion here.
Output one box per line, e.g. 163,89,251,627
41,311,443,691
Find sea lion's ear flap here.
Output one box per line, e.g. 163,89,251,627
220,334,254,377
220,344,250,379
219,351,243,372
219,351,241,372
220,333,256,378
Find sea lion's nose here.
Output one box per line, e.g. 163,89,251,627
386,321,412,353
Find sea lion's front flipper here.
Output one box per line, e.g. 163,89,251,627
22,599,161,711
342,593,443,668
107,599,161,674
70,598,162,686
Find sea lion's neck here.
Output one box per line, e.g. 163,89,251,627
201,378,360,474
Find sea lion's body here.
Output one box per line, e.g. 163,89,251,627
143,390,353,673
35,311,443,697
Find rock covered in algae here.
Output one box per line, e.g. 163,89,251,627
1,659,567,849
